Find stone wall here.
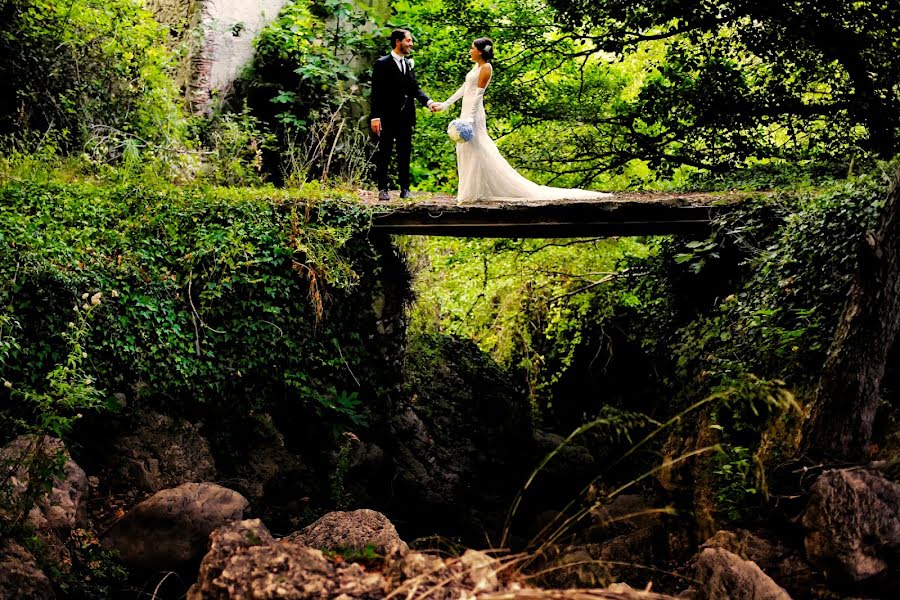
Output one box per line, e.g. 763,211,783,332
146,0,201,96
146,0,196,34
147,0,386,115
190,0,291,114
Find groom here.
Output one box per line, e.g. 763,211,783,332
370,29,438,200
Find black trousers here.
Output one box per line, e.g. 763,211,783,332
374,121,413,191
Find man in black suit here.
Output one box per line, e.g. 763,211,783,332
370,29,437,200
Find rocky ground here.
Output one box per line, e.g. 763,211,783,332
2,334,898,599
2,420,899,599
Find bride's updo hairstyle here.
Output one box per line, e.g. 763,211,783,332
474,37,494,62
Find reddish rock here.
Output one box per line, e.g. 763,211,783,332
0,539,54,600
188,519,348,600
802,468,900,583
284,508,407,554
0,435,87,531
700,529,813,596
694,547,792,600
102,482,249,570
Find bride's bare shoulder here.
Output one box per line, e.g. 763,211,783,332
477,63,493,87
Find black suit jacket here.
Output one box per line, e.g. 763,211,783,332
370,54,431,128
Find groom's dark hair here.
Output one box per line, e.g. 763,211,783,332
390,29,410,49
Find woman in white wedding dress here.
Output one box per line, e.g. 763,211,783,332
436,38,611,204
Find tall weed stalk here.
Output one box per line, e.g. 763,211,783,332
501,382,800,575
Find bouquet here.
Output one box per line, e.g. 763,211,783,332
447,119,474,143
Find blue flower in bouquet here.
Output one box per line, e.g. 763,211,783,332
447,119,474,143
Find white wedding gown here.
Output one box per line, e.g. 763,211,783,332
442,65,612,203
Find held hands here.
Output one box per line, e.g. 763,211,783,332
371,103,442,134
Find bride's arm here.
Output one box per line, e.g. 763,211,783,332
438,83,466,110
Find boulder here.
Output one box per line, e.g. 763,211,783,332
284,508,408,554
694,547,792,600
112,410,216,492
226,427,312,533
481,585,679,599
102,482,249,570
700,530,813,596
599,526,662,572
190,519,513,600
802,468,900,583
531,430,596,484
193,540,344,600
586,494,672,589
0,435,87,531
187,519,276,600
189,519,686,600
525,430,598,515
0,539,54,600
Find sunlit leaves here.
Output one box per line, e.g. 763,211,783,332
0,0,185,153
547,0,900,170
404,234,649,408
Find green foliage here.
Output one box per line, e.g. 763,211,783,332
0,295,112,540
711,444,758,522
0,314,19,384
406,163,894,528
394,0,646,192
690,376,800,522
188,104,277,186
4,300,110,440
405,235,649,418
548,0,900,169
240,0,382,182
323,543,383,567
251,0,375,127
31,528,128,599
0,0,187,158
329,431,358,509
673,238,720,274
670,173,889,388
0,172,389,441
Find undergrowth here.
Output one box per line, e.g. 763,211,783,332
406,161,898,539
0,157,400,474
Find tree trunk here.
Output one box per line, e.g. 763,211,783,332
803,168,900,460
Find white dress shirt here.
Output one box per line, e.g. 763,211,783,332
391,50,407,74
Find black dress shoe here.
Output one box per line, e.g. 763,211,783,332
378,189,390,201
400,189,412,199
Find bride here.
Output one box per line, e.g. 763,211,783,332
435,37,611,204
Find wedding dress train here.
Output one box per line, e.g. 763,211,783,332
441,66,611,203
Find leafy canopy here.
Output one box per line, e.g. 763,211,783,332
546,0,900,171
